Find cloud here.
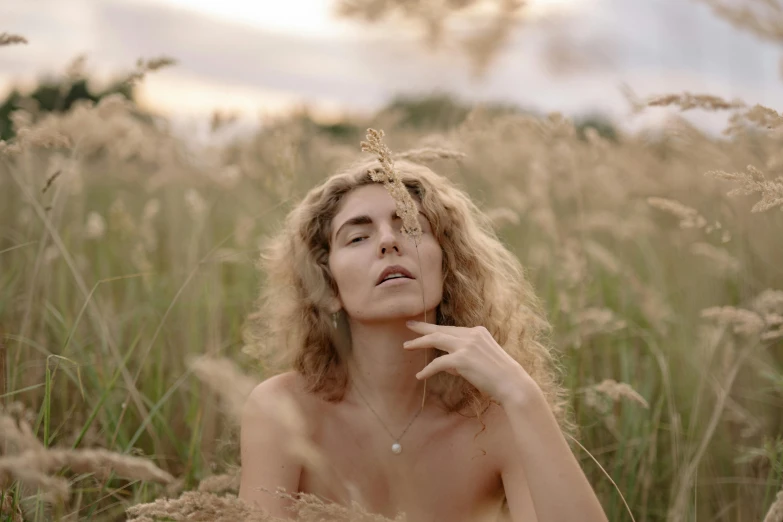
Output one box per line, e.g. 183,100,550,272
88,0,474,107
0,0,781,131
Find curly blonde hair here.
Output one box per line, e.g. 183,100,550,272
245,157,569,426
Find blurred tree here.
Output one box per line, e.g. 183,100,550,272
334,0,525,78
0,77,134,141
300,91,530,141
381,91,526,129
384,92,473,129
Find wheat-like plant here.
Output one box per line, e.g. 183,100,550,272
0,33,27,46
647,92,747,111
764,489,783,522
2,32,783,520
360,129,422,244
0,406,173,505
706,165,783,213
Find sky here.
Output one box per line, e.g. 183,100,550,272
1,0,782,136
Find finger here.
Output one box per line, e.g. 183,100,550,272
416,354,460,380
405,320,472,335
403,332,460,353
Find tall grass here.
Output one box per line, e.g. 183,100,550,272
1,64,782,520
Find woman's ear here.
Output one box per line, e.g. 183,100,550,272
326,295,342,314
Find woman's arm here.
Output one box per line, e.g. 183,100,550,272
499,377,608,522
402,321,608,522
238,375,303,519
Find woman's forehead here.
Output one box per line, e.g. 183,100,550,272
331,185,425,243
334,185,418,221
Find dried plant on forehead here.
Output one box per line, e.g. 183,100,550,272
361,128,422,245
244,154,571,429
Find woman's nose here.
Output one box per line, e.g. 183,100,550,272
378,224,401,256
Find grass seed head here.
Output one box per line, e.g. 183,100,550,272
764,489,783,522
360,128,422,244
0,33,27,46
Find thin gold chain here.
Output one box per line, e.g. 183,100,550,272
351,383,424,443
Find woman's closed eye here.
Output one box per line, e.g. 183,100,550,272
348,236,367,244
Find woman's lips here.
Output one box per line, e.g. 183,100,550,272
377,277,414,287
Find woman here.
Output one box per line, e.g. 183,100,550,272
239,155,608,522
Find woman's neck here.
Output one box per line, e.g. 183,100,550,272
344,318,436,426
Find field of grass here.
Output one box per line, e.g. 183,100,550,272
1,58,783,520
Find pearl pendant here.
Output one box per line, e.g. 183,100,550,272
391,442,402,454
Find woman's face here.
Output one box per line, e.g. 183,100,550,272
328,183,443,323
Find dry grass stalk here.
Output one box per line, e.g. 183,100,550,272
668,338,763,522
695,0,783,45
460,0,525,77
189,356,257,423
335,0,522,78
740,104,783,129
0,492,23,522
127,487,406,522
752,289,783,315
725,104,783,135
211,110,239,133
0,404,173,504
360,129,422,244
761,324,783,342
646,92,746,112
700,306,765,336
0,447,173,486
574,307,627,341
583,379,649,409
274,489,406,522
485,207,520,228
64,54,88,81
706,165,783,213
0,462,70,502
0,404,44,453
0,139,20,156
393,147,466,163
42,448,174,483
197,470,241,494
0,33,27,46
764,489,783,522
647,197,708,229
124,56,178,85
11,120,72,150
689,242,741,274
126,491,273,522
85,211,107,239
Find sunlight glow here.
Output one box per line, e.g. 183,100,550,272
527,0,590,17
140,0,362,39
134,0,589,39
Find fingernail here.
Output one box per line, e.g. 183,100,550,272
406,320,417,326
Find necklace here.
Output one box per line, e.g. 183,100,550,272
352,383,424,455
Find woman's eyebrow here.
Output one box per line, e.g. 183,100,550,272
334,210,425,241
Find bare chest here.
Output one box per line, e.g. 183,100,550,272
298,403,508,522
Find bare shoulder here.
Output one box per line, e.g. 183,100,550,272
477,400,517,462
248,370,305,397
243,371,314,424
239,371,312,516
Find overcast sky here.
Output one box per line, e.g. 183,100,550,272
2,0,782,135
